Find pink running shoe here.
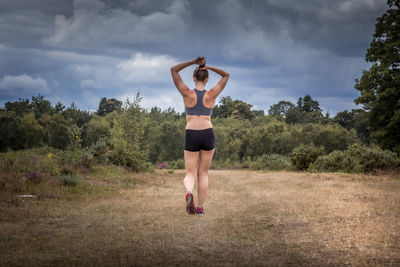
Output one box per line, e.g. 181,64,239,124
185,193,196,215
196,207,204,216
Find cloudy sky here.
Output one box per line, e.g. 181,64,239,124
0,0,388,114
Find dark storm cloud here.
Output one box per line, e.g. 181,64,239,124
0,0,72,48
0,0,72,14
235,0,386,57
0,0,390,114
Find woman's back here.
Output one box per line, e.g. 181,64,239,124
184,88,215,130
186,114,212,130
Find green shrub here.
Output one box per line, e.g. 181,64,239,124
79,151,95,169
245,154,292,170
88,137,110,163
312,143,400,173
348,144,400,172
81,115,111,147
109,95,150,171
0,146,61,175
58,148,94,172
310,150,349,172
139,162,155,172
211,158,243,169
168,158,185,170
291,144,325,170
56,174,82,186
210,119,356,162
299,123,357,153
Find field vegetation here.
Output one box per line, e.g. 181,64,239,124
1,167,399,266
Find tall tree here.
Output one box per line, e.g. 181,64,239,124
284,95,324,124
0,111,22,151
297,94,322,113
4,98,31,116
40,113,73,149
54,101,65,113
31,95,53,118
212,96,264,120
18,113,45,148
334,109,370,144
354,0,400,152
63,102,92,127
268,100,295,117
97,97,122,116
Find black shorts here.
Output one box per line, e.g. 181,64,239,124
184,128,216,152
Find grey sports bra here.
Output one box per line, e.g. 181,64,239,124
185,88,213,116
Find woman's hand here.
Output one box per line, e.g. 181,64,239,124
197,65,208,71
194,57,206,66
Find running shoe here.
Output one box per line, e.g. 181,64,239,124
196,207,205,216
185,193,196,215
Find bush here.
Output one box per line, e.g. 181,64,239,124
211,158,244,169
245,154,292,171
140,162,155,172
58,148,94,172
109,95,150,171
168,158,185,170
299,123,357,153
88,137,110,163
312,143,400,173
310,150,350,172
56,174,82,186
291,144,324,170
0,146,61,175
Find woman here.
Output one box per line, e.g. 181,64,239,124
170,57,229,215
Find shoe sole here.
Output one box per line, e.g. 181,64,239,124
186,194,196,215
196,207,204,216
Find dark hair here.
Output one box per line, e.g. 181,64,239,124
193,67,208,82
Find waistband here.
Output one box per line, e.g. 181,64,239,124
185,128,213,132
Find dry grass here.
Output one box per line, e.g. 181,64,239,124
1,168,400,266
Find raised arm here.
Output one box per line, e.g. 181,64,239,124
171,57,205,96
203,65,230,99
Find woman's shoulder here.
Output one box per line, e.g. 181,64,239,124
182,89,196,104
204,88,215,98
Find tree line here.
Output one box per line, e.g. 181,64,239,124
0,88,398,172
0,92,378,164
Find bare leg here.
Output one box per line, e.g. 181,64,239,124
184,150,200,193
197,149,215,207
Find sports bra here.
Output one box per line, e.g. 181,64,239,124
185,88,213,116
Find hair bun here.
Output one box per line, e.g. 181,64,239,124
199,64,205,68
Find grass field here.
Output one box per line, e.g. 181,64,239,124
1,167,400,266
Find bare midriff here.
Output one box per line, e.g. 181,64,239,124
185,115,213,130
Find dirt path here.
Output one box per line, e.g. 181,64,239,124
1,170,400,266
